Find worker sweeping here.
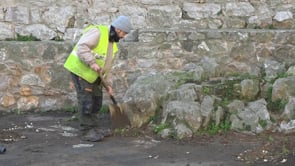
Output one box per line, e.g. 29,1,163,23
64,15,133,142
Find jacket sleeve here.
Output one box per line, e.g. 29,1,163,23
76,28,101,66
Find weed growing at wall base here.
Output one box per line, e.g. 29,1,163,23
197,119,231,136
5,34,40,41
266,87,287,113
153,123,169,134
99,104,109,114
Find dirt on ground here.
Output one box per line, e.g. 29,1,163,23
0,111,295,166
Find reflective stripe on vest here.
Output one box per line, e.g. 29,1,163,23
63,25,118,83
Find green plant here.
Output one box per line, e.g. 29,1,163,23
268,99,287,113
277,72,289,78
292,107,295,119
152,123,169,134
219,118,231,131
282,144,290,155
99,104,109,114
267,72,289,84
265,86,287,113
245,124,251,131
166,71,195,88
266,86,273,100
268,135,274,142
14,109,23,115
254,25,262,29
60,106,78,121
205,123,219,135
148,115,157,123
221,98,230,107
169,129,177,139
217,10,222,16
268,24,275,29
202,86,211,94
147,106,163,124
62,106,77,113
270,115,276,123
6,34,40,41
199,118,231,135
259,119,268,128
114,128,128,136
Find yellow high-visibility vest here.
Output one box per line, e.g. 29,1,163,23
64,25,118,83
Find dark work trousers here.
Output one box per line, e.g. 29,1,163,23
71,73,103,132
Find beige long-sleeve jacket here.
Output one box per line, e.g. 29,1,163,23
76,27,115,85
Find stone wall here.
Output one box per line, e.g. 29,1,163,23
0,0,295,112
1,0,294,41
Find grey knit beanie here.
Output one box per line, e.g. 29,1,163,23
111,15,132,33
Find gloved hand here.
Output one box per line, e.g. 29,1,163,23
90,63,101,73
106,85,113,96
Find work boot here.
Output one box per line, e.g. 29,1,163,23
81,129,104,142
